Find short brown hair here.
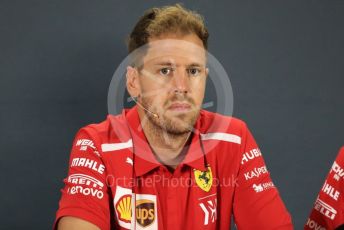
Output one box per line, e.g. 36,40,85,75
126,3,209,53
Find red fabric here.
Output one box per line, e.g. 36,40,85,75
53,129,111,230
54,105,293,229
305,147,344,230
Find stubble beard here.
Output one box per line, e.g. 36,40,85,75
140,96,201,136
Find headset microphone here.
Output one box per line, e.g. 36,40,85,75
131,95,159,118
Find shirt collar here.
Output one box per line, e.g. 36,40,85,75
124,105,206,177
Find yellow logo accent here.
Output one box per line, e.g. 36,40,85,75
194,166,213,192
136,199,155,227
116,194,132,223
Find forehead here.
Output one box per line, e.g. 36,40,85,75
142,34,207,66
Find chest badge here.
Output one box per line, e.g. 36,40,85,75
136,199,155,227
194,166,213,192
116,194,132,223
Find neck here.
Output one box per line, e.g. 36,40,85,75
137,108,192,169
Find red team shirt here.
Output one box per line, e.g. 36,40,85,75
54,105,293,229
305,147,344,230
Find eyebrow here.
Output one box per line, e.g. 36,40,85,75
154,62,204,68
154,62,174,66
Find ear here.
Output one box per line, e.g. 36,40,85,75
205,67,209,78
126,66,141,97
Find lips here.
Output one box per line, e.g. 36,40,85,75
168,103,191,111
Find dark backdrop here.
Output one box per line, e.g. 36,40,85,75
1,0,343,229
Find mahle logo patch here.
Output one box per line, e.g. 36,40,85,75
194,166,213,192
136,199,155,227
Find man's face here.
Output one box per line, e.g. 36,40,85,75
136,33,208,135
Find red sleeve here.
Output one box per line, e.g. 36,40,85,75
233,123,293,229
53,128,110,230
305,147,344,230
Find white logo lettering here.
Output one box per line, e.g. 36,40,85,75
253,182,274,193
306,218,326,230
331,161,344,181
199,198,217,225
68,173,104,188
71,158,105,174
314,198,337,220
322,181,340,201
76,139,96,151
67,174,104,199
68,186,104,199
244,166,268,181
241,148,262,165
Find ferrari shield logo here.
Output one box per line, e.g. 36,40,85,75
194,166,213,192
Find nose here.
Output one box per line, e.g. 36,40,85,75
171,68,189,94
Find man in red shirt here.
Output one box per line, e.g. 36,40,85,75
305,147,344,230
54,4,293,230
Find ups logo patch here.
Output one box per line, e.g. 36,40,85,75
136,199,155,227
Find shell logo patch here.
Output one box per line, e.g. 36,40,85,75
116,194,132,223
194,166,213,192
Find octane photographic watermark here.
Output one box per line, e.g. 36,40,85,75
105,174,239,189
107,38,234,163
